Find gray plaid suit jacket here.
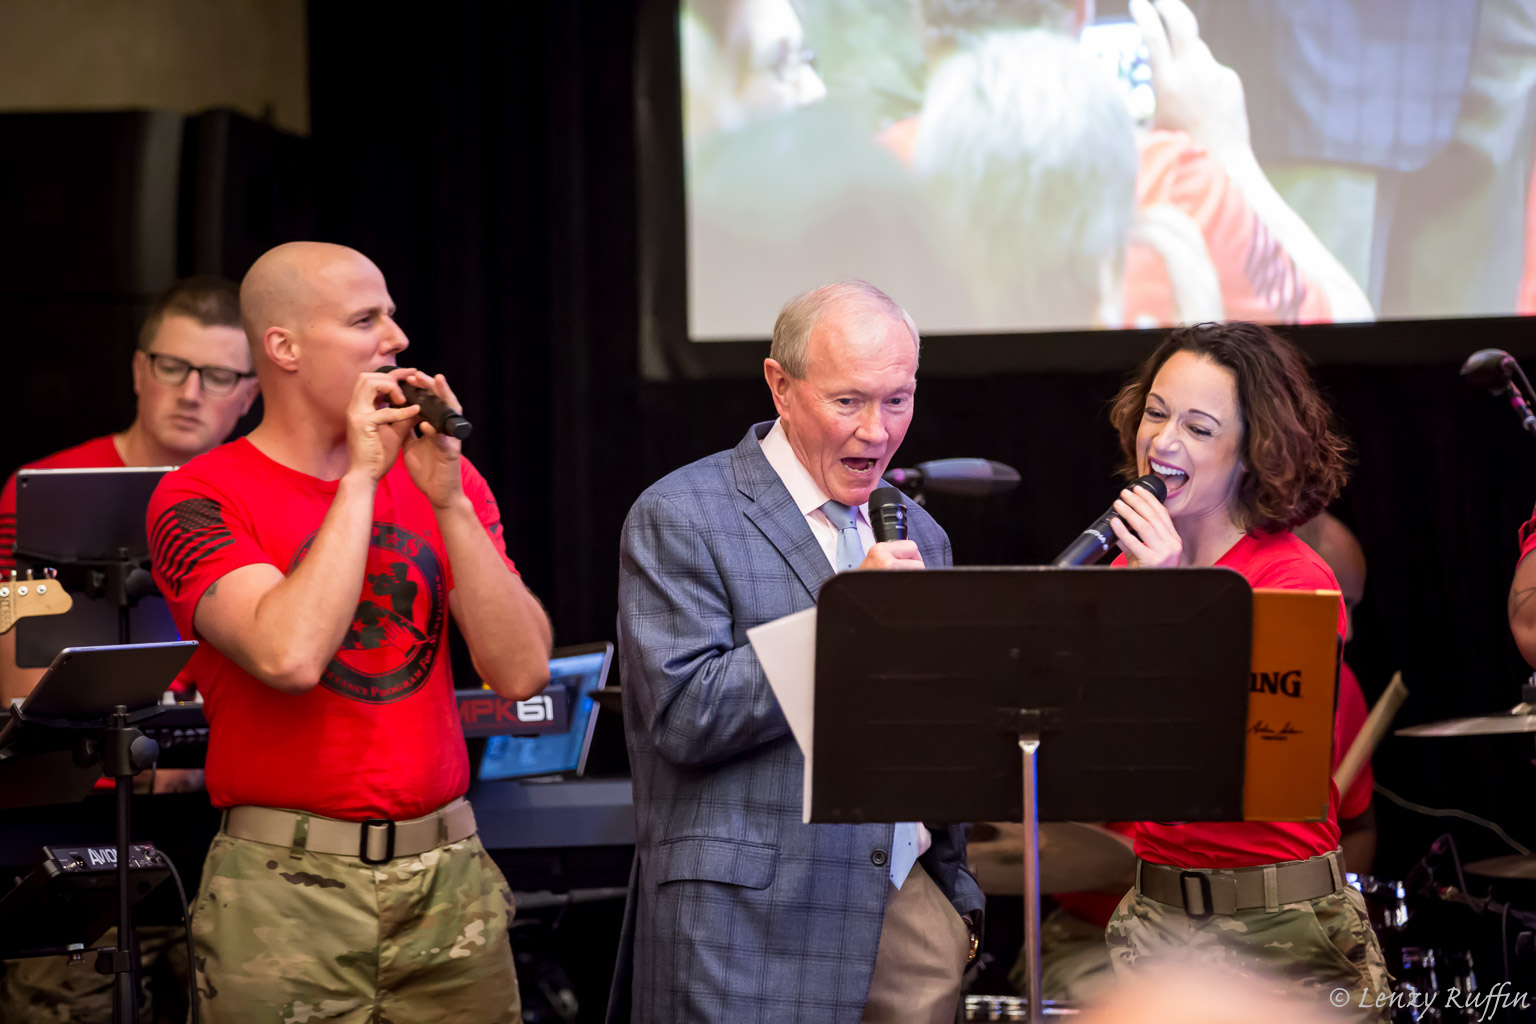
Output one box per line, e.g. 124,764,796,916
606,422,983,1024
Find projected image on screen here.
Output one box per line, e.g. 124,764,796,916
681,0,1536,340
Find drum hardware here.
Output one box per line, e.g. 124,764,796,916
1396,948,1442,1023
1351,836,1507,1022
963,995,1080,1020
1350,869,1477,1020
1350,873,1411,934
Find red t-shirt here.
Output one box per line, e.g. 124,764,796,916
1335,662,1373,821
0,435,125,573
146,438,518,821
1120,531,1347,868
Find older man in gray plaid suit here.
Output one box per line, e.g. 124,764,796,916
608,281,982,1023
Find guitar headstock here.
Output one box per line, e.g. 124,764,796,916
0,568,73,634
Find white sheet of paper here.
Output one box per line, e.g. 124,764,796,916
747,606,817,822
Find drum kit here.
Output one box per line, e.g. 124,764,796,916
1383,685,1536,1021
1349,870,1486,1024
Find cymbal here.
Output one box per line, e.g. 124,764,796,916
1396,703,1536,738
967,821,1135,895
1465,855,1536,881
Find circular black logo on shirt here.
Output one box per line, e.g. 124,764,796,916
288,523,445,704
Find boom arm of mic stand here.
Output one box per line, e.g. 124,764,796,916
1508,359,1536,437
1503,384,1536,437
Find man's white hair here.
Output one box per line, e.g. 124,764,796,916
770,279,920,378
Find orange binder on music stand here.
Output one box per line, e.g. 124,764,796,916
1242,588,1343,822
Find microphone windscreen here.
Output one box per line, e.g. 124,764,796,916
1462,349,1514,392
1132,472,1167,503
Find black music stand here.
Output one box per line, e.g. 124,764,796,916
13,467,178,665
811,568,1253,1022
0,641,195,1024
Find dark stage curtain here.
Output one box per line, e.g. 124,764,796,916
307,0,1536,886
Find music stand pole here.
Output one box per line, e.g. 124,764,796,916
1019,735,1043,1024
100,702,157,1024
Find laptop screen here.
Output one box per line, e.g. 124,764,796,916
476,644,612,781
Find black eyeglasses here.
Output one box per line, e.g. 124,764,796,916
146,352,255,396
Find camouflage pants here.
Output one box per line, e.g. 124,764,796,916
0,924,186,1023
1007,906,1117,1003
192,828,522,1024
1106,884,1393,1022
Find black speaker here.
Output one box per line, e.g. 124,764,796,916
0,111,182,298
180,107,313,280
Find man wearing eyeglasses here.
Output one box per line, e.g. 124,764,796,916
0,275,257,1021
0,276,258,704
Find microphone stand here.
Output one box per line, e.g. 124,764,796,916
99,704,159,1024
1466,350,1536,439
1503,365,1536,438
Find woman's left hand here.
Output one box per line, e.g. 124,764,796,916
1111,486,1182,568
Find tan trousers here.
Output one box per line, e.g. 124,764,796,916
860,861,970,1024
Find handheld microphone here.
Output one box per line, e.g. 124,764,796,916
1051,473,1168,567
374,366,473,440
869,486,908,543
1461,349,1536,437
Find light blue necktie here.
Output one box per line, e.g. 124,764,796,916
821,500,864,572
821,499,921,888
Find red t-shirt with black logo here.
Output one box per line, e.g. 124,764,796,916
146,438,517,821
1118,531,1347,869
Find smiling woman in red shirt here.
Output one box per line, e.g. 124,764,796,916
1099,321,1392,1017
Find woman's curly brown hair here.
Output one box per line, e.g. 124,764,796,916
1108,321,1350,533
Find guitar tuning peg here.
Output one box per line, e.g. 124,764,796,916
45,567,56,579
24,568,33,580
7,570,14,582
